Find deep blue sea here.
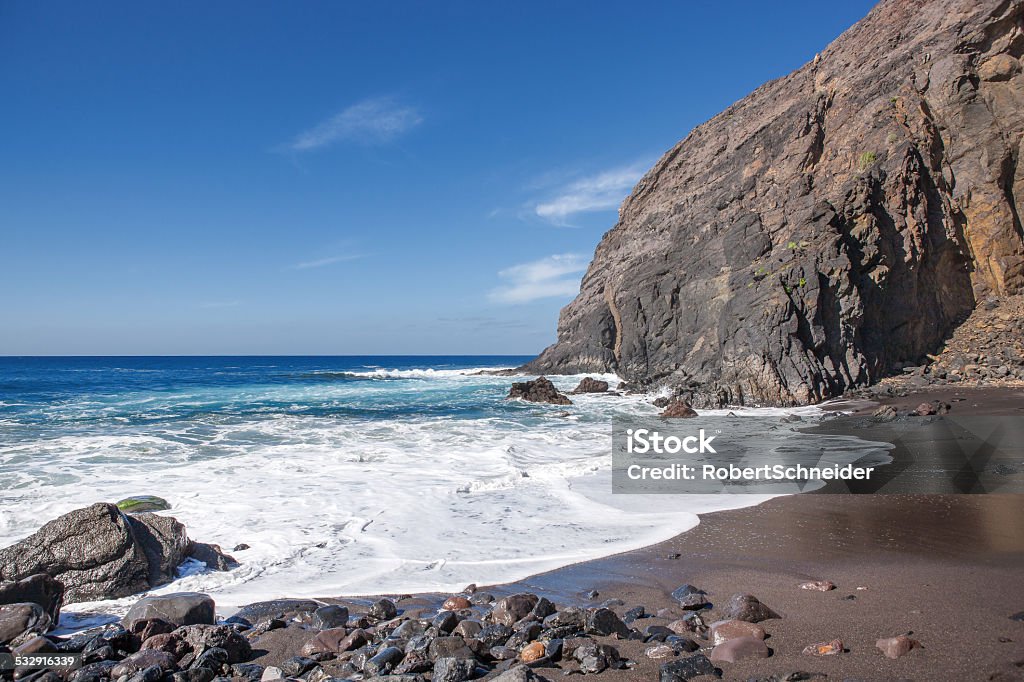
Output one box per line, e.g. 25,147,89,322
0,355,887,614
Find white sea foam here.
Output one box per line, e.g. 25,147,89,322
0,367,882,618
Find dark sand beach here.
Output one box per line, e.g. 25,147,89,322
259,387,1024,681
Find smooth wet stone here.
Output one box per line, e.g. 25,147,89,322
368,598,397,620
659,653,720,681
442,596,472,611
802,638,843,656
0,574,64,625
123,593,215,630
644,624,675,642
665,635,700,653
799,580,836,592
725,594,780,623
433,609,460,633
429,635,474,660
710,619,767,645
311,605,349,630
0,603,50,646
491,594,539,626
876,635,920,659
709,636,770,663
233,599,321,626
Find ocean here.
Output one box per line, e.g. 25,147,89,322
0,356,888,616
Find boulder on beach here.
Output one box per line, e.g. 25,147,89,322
709,635,771,663
0,574,64,625
506,377,572,406
122,592,216,630
0,503,238,603
572,377,609,394
230,599,323,627
725,594,780,623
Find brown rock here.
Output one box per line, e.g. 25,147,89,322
914,402,937,416
802,639,844,656
442,596,472,611
572,377,609,393
978,54,1021,82
300,627,351,656
519,641,546,662
660,400,697,418
709,619,767,645
710,636,771,663
725,594,779,623
876,635,921,659
335,628,369,653
491,593,539,625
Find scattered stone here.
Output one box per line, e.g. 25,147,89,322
433,656,475,682
364,646,404,676
0,603,51,646
489,665,552,682
492,594,539,625
572,378,609,394
661,400,698,418
507,377,572,406
310,604,348,630
369,598,397,620
876,635,921,659
659,653,721,680
802,639,843,656
725,594,779,623
914,402,937,416
645,644,675,659
574,642,620,674
872,405,898,421
799,580,836,592
709,636,771,663
520,641,546,663
123,593,215,630
586,607,629,637
710,619,766,645
442,596,472,611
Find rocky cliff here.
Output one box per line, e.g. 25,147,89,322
525,0,1024,406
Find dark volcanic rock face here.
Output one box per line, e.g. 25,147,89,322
525,0,1024,406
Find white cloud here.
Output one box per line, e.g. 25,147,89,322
489,253,589,304
292,254,363,270
534,162,647,225
284,97,422,152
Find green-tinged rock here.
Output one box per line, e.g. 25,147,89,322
116,496,171,514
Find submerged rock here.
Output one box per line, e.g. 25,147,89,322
661,400,698,418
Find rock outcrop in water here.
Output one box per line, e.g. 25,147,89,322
525,0,1024,406
0,503,237,603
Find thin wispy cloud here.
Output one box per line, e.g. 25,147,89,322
489,253,589,304
534,162,648,225
292,254,364,270
284,96,423,153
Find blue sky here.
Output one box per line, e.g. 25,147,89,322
0,1,876,355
